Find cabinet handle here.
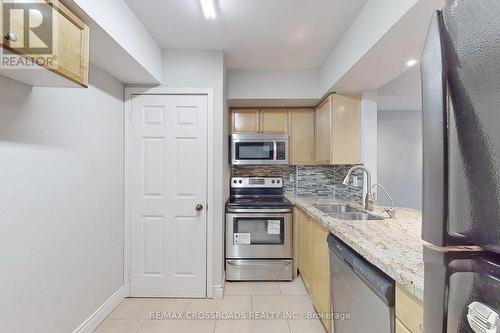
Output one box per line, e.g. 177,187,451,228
4,32,17,42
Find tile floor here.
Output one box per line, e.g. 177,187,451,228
95,276,326,333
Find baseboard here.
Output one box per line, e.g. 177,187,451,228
211,272,225,300
73,285,127,333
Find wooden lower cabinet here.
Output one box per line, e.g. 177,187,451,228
296,208,422,333
299,211,313,292
396,319,412,333
292,207,301,278
297,207,331,332
311,220,331,331
395,283,424,333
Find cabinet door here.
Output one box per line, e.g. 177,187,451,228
315,97,332,164
396,319,412,333
311,221,331,332
332,95,361,164
299,213,313,292
231,109,260,133
52,1,90,87
396,283,423,333
0,0,89,87
259,108,288,133
289,109,315,165
292,207,302,278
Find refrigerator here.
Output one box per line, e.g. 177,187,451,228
421,0,500,333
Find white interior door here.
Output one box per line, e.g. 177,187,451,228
130,94,207,297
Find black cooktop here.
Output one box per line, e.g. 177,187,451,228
226,177,292,210
226,195,292,209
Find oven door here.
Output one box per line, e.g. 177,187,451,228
226,212,292,259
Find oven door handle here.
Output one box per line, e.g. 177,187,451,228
226,260,292,266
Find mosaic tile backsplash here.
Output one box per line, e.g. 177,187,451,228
231,165,364,204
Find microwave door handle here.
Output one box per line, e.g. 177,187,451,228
273,141,277,160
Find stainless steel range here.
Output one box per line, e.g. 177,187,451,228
225,177,293,281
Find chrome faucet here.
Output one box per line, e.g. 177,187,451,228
342,165,375,211
372,184,396,218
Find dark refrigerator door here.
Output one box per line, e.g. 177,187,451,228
421,1,500,253
424,246,500,333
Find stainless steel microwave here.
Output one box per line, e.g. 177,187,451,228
230,134,289,165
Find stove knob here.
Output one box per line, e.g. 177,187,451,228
239,180,243,184
277,180,281,184
233,180,237,184
272,180,275,184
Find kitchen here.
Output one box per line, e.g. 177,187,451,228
1,1,499,333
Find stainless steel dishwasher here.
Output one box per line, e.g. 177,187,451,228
328,234,395,333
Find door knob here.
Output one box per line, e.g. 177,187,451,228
195,204,204,212
4,32,17,42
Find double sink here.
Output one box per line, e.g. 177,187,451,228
313,204,383,221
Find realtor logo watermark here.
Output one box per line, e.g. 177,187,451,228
1,0,57,69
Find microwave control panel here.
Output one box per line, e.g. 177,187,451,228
276,142,286,160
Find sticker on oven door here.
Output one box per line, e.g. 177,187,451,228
234,233,251,245
267,220,281,235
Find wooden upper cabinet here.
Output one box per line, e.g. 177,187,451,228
289,108,315,165
231,109,260,133
315,94,361,165
52,2,90,87
315,98,332,164
0,0,89,87
333,94,361,164
230,108,288,134
259,108,288,133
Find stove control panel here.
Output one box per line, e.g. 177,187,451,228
231,177,283,188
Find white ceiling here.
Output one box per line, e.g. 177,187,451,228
124,0,367,69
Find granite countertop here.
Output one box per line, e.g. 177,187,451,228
286,194,424,301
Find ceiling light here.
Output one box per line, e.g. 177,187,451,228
406,59,418,67
200,0,216,19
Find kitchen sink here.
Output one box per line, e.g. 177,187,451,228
313,204,384,220
313,204,352,213
327,211,383,221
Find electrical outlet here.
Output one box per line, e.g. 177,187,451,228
353,176,359,187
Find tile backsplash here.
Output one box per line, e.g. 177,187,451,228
231,164,364,204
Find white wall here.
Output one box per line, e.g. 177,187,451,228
320,0,417,94
227,69,320,100
378,111,422,209
360,91,378,196
161,49,227,293
0,66,125,332
71,0,163,83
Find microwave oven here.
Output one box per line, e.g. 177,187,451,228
230,134,289,165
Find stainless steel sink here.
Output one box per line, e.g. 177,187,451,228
313,204,384,220
327,211,383,221
313,204,351,213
